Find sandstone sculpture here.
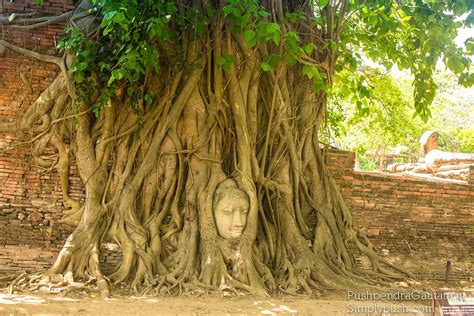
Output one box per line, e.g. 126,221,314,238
387,131,474,181
213,179,249,239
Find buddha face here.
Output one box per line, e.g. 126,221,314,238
213,193,249,239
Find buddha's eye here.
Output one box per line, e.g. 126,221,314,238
223,208,233,213
241,209,249,214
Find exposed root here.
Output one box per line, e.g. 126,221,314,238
5,271,103,297
7,273,29,294
2,0,417,299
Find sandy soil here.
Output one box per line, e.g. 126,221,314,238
0,290,442,315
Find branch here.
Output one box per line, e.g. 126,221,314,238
0,13,35,24
1,10,92,30
10,11,72,29
0,39,74,97
0,39,62,66
96,97,116,166
0,75,66,137
338,0,367,33
335,0,349,39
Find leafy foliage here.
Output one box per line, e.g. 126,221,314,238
325,67,474,170
56,1,473,123
336,0,473,121
324,68,424,168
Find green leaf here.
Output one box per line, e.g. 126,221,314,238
108,69,125,85
302,43,316,55
458,72,473,87
218,55,235,72
312,77,326,92
258,11,271,18
144,92,154,105
285,12,304,23
256,22,281,45
286,31,299,42
244,30,257,48
368,15,378,26
103,25,113,36
317,0,329,7
265,23,280,34
356,100,369,117
98,62,109,72
74,72,84,84
261,54,281,69
260,62,272,72
110,11,129,31
285,53,297,66
271,31,281,45
222,5,239,17
74,61,88,72
465,38,474,54
446,57,465,73
302,65,321,80
217,57,226,67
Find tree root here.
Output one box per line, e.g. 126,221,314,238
5,271,103,296
2,3,420,298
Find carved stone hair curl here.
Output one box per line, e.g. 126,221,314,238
212,179,249,210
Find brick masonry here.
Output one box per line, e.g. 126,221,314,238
351,171,473,281
0,2,472,282
0,0,119,275
323,148,473,281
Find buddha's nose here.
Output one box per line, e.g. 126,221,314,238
233,211,245,227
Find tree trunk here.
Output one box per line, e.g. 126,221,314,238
0,0,413,297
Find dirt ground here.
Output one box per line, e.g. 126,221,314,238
0,287,457,316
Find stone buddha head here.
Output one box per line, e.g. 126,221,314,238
212,179,249,239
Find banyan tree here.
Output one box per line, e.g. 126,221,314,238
0,0,472,297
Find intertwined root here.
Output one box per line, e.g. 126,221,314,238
6,272,99,296
0,0,415,298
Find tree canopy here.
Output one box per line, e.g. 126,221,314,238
60,0,473,120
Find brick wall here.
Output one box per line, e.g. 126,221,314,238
0,0,74,117
350,171,473,281
322,149,473,281
0,0,78,274
0,1,472,283
469,165,474,184
322,147,355,202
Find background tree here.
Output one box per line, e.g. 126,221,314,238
404,69,474,153
324,67,474,170
0,0,472,297
323,68,423,169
